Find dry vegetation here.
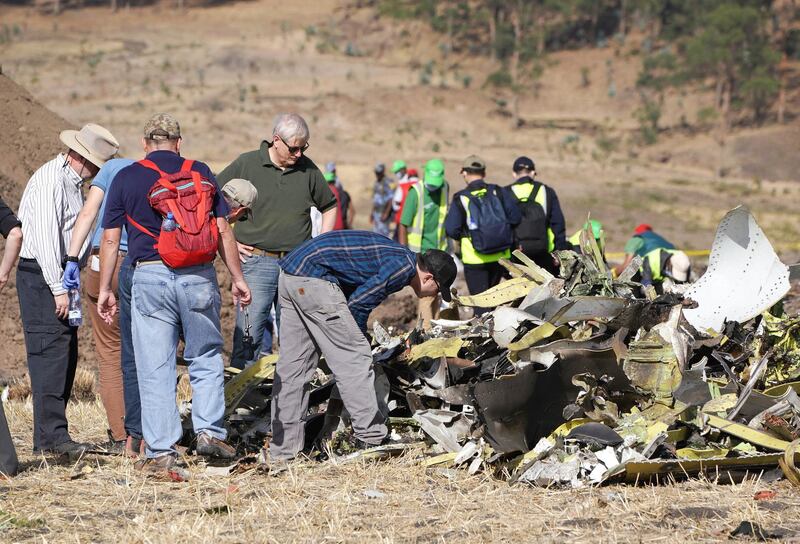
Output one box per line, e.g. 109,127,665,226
3,398,800,543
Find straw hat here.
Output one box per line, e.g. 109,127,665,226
59,123,119,168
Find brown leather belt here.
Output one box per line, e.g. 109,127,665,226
250,248,288,258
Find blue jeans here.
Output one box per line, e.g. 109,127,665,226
118,257,142,439
231,254,281,368
131,263,226,458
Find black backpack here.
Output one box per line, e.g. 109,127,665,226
514,182,549,256
462,184,514,254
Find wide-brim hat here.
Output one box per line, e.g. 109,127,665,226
59,123,119,168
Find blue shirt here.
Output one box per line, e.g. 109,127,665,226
279,230,417,332
102,150,229,263
90,158,135,251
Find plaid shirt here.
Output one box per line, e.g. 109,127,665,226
279,230,417,332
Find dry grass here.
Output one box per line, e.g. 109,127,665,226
3,399,800,542
5,368,97,402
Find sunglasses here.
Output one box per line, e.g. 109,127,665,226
277,134,309,155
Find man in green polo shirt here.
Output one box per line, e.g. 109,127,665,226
217,113,337,368
398,159,449,328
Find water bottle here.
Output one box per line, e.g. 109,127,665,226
162,212,177,232
68,289,82,326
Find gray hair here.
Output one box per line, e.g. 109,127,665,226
272,113,310,143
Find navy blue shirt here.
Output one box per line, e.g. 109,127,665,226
102,150,229,263
279,230,417,332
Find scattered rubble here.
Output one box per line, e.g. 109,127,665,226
193,206,800,488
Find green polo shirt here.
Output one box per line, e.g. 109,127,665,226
217,141,336,252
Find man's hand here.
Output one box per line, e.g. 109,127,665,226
54,293,69,320
236,241,254,263
231,278,251,309
97,288,117,325
63,261,81,290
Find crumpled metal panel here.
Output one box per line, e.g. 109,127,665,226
684,206,790,333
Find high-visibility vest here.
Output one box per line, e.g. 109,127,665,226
510,181,555,252
642,248,677,282
329,184,345,231
458,187,511,265
407,182,448,252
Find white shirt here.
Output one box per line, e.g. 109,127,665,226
18,154,90,295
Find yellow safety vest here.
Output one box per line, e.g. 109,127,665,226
568,229,605,255
458,188,511,265
642,248,677,282
510,182,555,252
407,182,448,252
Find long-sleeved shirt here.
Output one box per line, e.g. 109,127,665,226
279,230,417,333
444,179,522,240
18,154,90,296
510,175,570,250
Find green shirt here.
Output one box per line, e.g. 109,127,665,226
400,185,444,251
217,141,336,252
624,236,644,256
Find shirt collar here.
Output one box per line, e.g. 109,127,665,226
515,175,533,184
466,179,486,190
58,153,84,187
259,140,275,167
145,150,180,161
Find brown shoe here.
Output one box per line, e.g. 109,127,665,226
124,436,146,459
196,433,236,459
134,454,189,481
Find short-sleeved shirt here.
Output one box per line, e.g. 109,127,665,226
0,196,21,238
102,151,229,263
400,185,445,252
90,158,135,251
624,236,645,256
216,141,336,252
280,231,417,332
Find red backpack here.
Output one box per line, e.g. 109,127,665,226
127,159,219,268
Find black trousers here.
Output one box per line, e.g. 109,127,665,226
16,259,78,451
0,401,18,475
463,262,506,317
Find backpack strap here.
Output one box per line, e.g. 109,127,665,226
138,159,167,177
126,214,159,250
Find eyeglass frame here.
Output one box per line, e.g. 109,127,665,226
275,134,309,155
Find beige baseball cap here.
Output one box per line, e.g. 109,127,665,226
222,178,258,210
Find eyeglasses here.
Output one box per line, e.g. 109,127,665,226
277,135,309,155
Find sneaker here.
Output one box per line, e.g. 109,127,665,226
196,433,236,459
98,431,126,455
134,454,189,482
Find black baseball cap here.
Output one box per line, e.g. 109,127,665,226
418,249,457,302
513,156,535,173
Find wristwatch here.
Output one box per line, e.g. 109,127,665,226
62,255,79,269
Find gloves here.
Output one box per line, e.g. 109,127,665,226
62,261,81,291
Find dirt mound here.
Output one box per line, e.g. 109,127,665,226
0,73,74,381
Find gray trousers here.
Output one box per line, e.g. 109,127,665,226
270,273,388,460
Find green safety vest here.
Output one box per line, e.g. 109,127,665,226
458,187,511,265
407,182,449,252
510,182,555,253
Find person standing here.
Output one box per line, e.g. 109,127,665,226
17,123,119,457
271,231,457,462
398,159,449,328
217,113,337,369
508,156,569,275
98,113,251,475
62,156,138,455
0,196,23,475
370,163,394,238
444,155,521,316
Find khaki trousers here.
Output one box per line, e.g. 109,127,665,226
270,273,388,460
418,294,441,329
86,257,126,441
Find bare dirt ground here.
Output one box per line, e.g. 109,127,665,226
3,399,800,543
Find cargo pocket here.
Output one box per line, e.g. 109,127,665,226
132,281,167,317
182,280,216,312
23,325,61,357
